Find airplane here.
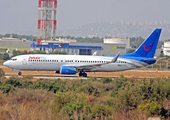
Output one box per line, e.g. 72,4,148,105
3,28,161,77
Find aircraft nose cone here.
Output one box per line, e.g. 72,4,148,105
3,61,6,66
3,61,10,67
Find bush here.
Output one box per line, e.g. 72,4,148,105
3,79,22,87
138,100,162,116
52,91,87,114
22,81,33,88
91,105,113,118
62,101,90,117
3,53,9,60
9,89,53,105
101,77,112,84
0,68,5,78
0,84,15,93
110,88,119,97
116,84,142,111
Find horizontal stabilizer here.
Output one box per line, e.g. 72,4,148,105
143,57,167,61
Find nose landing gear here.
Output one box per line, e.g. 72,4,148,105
18,72,22,76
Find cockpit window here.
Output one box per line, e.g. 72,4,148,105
10,58,17,61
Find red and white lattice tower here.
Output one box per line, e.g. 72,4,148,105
37,0,57,44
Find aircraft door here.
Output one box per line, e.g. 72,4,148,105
22,57,27,65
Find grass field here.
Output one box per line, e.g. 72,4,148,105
1,65,170,119
0,74,169,119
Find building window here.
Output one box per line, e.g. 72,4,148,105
75,49,77,54
67,49,69,53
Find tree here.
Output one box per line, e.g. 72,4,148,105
127,49,135,53
130,37,145,48
3,53,9,60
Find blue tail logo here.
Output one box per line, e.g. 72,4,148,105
143,43,152,51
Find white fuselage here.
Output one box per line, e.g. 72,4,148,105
3,54,148,73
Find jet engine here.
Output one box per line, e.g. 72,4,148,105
60,66,77,74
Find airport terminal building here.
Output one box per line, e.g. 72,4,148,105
30,42,126,56
0,36,127,56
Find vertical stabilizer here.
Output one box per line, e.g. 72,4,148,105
133,29,161,58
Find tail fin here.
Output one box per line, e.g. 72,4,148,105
132,28,161,58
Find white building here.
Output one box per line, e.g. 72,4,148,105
103,38,130,48
41,38,77,45
162,41,170,56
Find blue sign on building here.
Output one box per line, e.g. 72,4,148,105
30,42,103,50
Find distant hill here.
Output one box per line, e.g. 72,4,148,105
57,21,170,40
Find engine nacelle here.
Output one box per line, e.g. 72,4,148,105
55,71,60,74
60,66,77,74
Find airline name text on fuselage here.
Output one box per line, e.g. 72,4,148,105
29,56,46,60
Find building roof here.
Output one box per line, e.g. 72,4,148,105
104,38,130,41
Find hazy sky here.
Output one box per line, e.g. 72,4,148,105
0,0,170,34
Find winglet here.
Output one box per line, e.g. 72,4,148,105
92,51,97,56
110,52,120,63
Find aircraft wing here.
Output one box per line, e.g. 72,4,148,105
76,52,120,70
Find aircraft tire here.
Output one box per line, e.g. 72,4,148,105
79,72,82,77
18,72,22,76
83,73,87,77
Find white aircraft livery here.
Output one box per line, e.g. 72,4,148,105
3,29,161,77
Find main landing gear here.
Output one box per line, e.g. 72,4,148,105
18,72,22,76
79,71,87,77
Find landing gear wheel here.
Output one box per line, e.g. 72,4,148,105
79,72,83,77
18,72,22,76
79,71,87,77
83,73,87,77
